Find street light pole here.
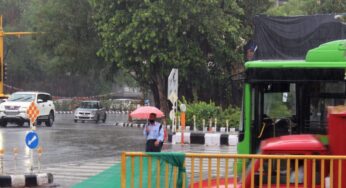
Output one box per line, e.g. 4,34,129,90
0,15,41,97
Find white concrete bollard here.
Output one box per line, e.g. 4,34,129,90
220,127,226,133
172,132,191,144
185,126,190,132
228,134,238,146
205,133,221,146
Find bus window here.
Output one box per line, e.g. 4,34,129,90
307,81,346,134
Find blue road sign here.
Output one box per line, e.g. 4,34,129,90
25,131,39,149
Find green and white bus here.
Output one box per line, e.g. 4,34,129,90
238,40,346,155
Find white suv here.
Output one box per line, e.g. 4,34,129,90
0,91,55,127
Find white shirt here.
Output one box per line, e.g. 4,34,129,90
143,122,164,142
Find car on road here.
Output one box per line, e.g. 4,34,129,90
74,101,107,123
0,91,55,127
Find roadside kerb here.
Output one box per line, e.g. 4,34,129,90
114,122,239,146
56,111,129,114
0,173,53,187
171,132,238,146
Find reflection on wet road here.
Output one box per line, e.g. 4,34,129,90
0,113,143,173
0,114,236,187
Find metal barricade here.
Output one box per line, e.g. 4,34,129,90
121,152,346,188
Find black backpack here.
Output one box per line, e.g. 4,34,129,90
159,124,164,143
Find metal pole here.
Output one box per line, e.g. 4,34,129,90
37,146,42,173
0,16,4,95
177,115,180,131
30,149,34,173
173,102,177,132
121,152,126,188
13,147,18,173
181,112,185,144
30,122,35,173
0,15,42,96
0,148,3,174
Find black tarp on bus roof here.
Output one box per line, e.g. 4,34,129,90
252,14,346,60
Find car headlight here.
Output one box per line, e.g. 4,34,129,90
74,111,79,116
19,107,27,113
0,106,5,112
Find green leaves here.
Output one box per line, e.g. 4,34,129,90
92,0,245,110
266,0,346,16
183,100,240,129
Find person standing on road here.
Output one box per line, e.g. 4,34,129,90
144,113,164,152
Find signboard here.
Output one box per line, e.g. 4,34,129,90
26,102,40,125
25,131,39,149
168,68,178,104
168,92,178,105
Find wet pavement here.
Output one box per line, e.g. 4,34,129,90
0,113,143,173
0,114,236,187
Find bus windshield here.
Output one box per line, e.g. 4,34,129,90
244,80,346,154
263,84,296,119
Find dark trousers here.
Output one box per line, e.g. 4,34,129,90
145,139,163,152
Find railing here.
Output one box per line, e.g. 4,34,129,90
121,152,346,188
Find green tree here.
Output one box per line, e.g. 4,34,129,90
266,0,311,16
91,0,244,114
25,0,104,75
266,0,346,16
13,0,114,96
0,0,44,93
305,0,346,14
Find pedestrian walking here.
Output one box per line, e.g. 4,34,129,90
144,113,164,152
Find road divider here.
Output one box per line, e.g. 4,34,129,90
114,122,239,146
114,122,146,128
56,110,129,114
171,132,238,146
0,173,53,187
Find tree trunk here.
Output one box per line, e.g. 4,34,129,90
156,74,169,116
150,83,160,107
150,63,169,116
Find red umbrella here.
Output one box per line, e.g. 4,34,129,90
130,106,165,119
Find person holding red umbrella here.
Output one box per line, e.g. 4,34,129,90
143,113,164,152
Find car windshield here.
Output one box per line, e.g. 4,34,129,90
8,94,35,102
80,102,98,109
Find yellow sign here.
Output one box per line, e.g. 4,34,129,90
26,102,40,124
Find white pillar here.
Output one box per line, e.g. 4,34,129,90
193,115,196,131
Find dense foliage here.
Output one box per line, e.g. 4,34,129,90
91,0,244,114
183,100,240,129
266,0,346,16
1,0,129,97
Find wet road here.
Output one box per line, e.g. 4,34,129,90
0,113,144,173
0,114,236,187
